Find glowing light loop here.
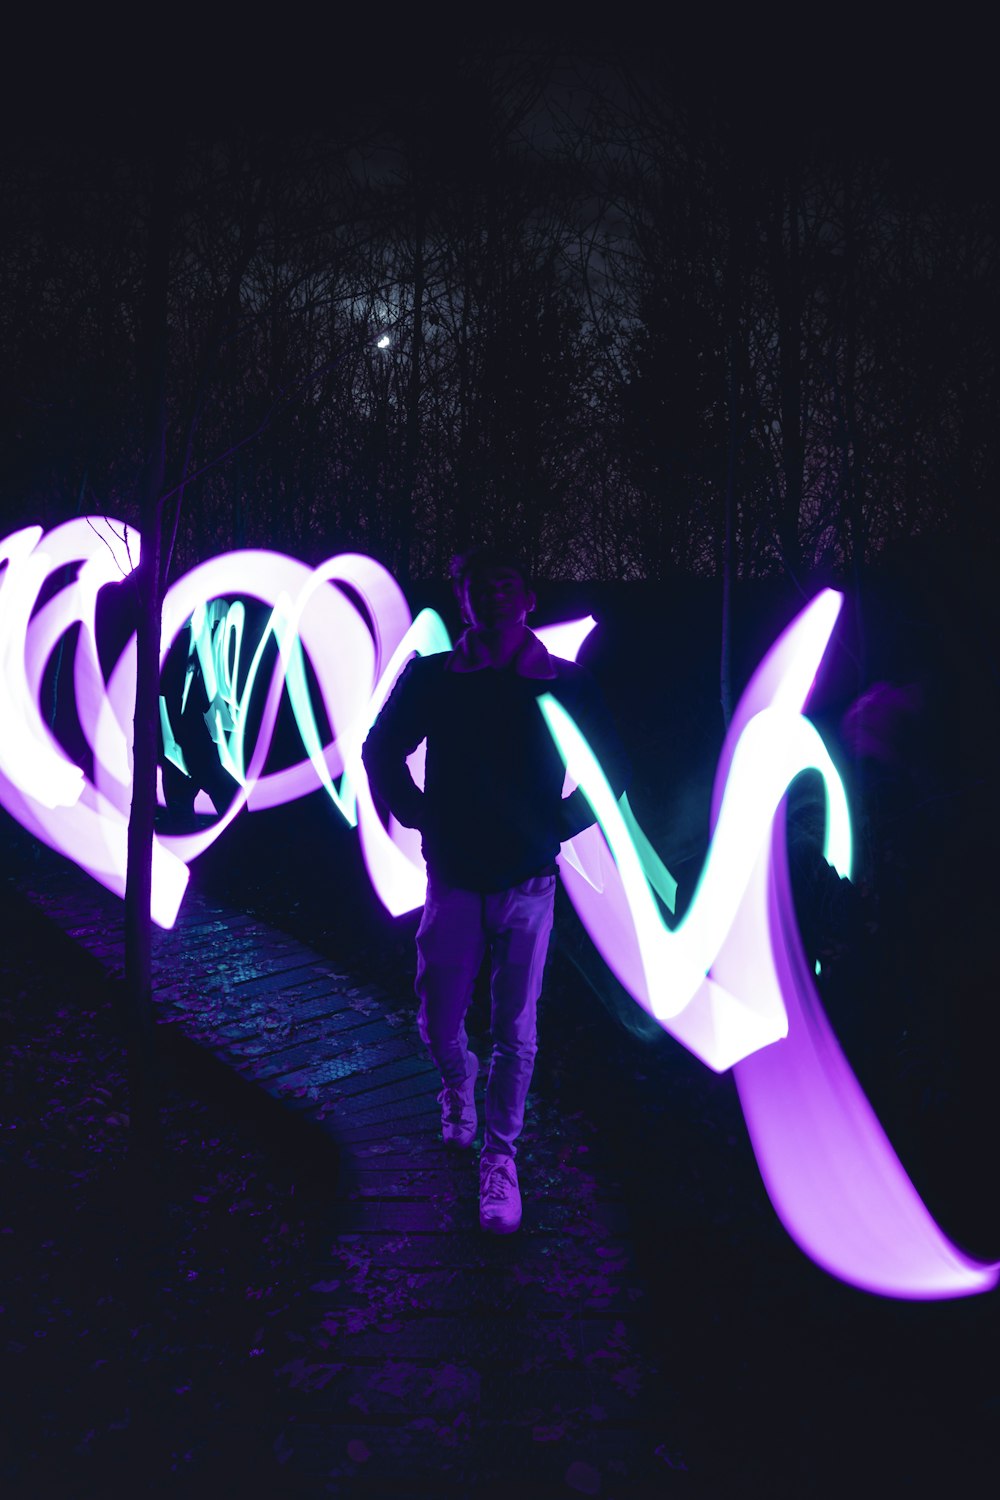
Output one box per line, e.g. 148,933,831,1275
1,520,995,1300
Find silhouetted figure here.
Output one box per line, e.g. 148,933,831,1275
363,549,628,1233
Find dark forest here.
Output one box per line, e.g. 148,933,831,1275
3,36,996,586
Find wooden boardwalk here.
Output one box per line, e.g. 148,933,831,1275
12,840,686,1497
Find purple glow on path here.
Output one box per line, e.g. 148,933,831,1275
543,588,998,1298
715,599,997,1297
733,813,996,1297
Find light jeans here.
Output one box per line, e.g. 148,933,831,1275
415,872,557,1158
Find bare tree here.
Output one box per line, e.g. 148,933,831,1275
124,141,171,1150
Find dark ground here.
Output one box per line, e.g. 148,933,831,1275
3,786,999,1497
4,560,1000,1495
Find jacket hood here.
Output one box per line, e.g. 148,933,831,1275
448,626,557,680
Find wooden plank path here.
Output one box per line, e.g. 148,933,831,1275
10,840,687,1497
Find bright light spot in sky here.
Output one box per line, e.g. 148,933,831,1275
376,335,391,348
0,520,995,1301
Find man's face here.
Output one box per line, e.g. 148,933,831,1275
462,565,535,630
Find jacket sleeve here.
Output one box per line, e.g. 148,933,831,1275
556,669,631,841
361,658,431,830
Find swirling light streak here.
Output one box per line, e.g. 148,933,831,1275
542,696,851,1067
1,519,192,926
1,526,86,809
119,549,433,923
543,592,996,1297
732,808,996,1299
1,520,996,1298
541,592,852,1071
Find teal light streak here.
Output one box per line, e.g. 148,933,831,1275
539,691,675,1009
618,789,677,916
538,693,854,1028
164,595,452,829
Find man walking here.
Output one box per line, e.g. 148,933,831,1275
362,549,628,1233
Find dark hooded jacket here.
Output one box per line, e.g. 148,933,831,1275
361,627,629,892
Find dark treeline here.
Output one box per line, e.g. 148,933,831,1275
2,42,996,587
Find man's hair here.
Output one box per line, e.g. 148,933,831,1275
449,546,533,601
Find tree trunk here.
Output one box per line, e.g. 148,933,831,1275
720,163,746,731
770,172,804,578
400,190,425,583
124,145,171,1155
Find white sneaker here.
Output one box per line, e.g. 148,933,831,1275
479,1152,522,1234
438,1053,478,1147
